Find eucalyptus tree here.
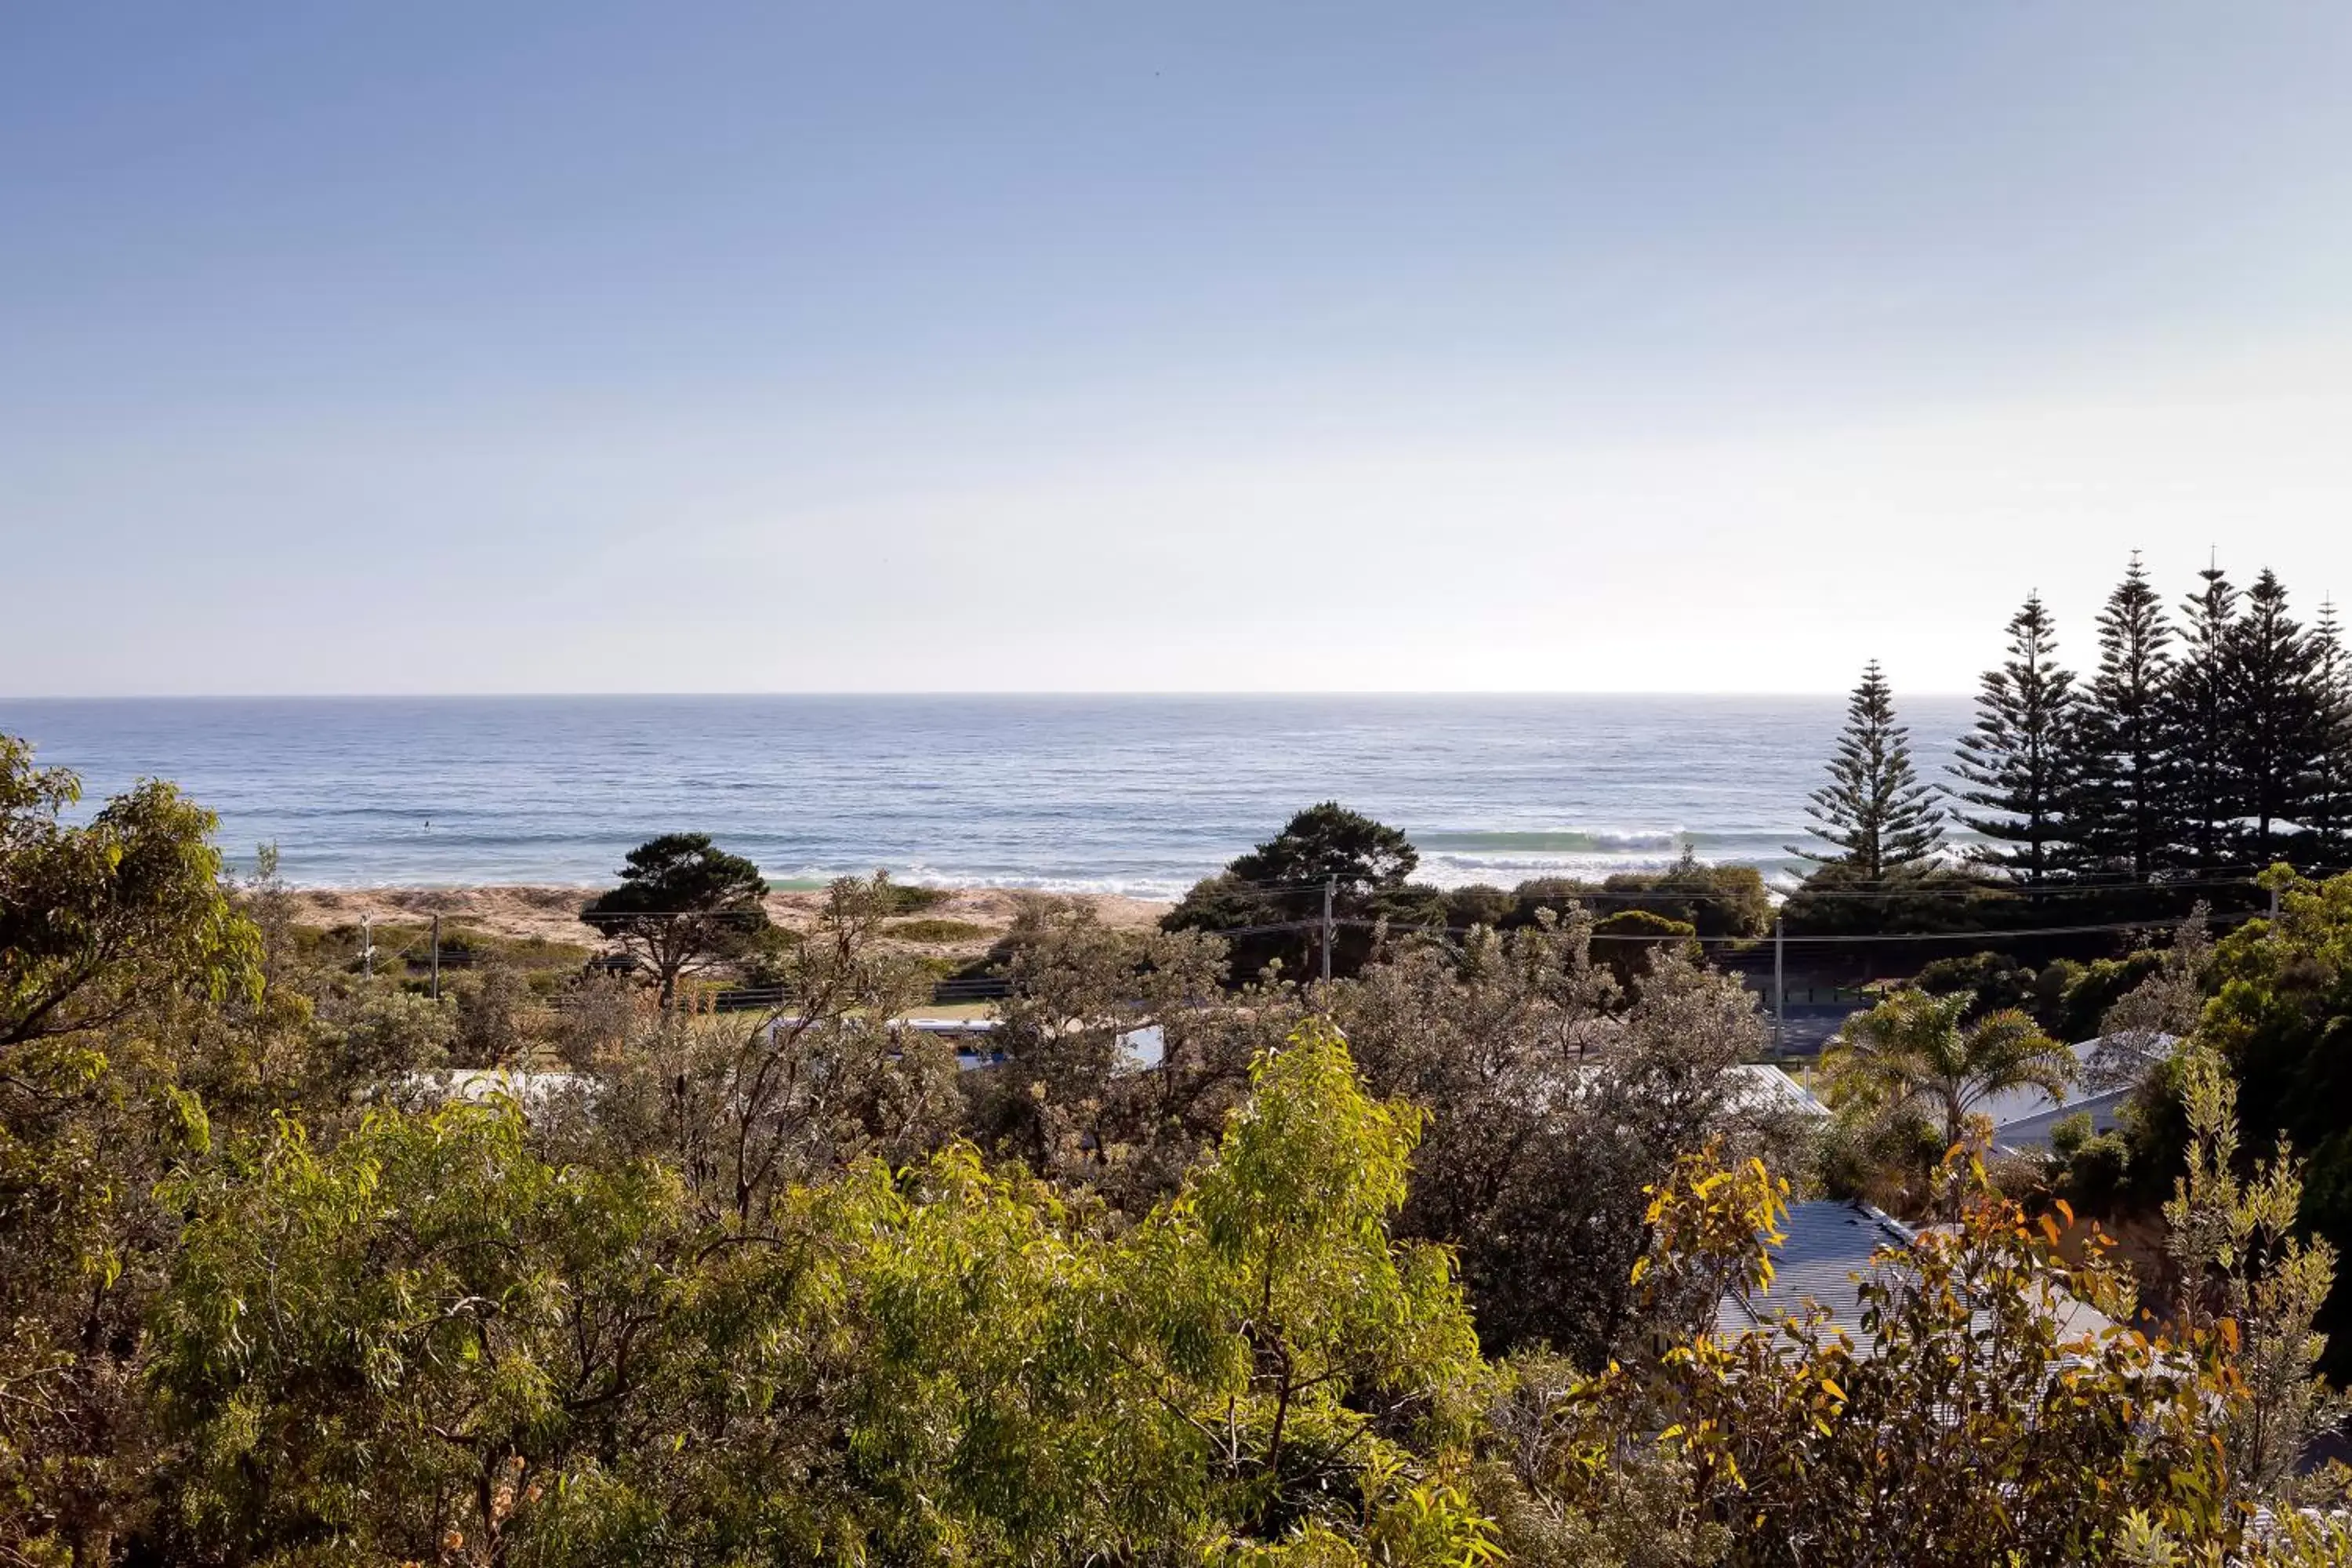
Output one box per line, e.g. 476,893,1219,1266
972,892,1265,1207
2088,902,2211,1091
597,872,963,1225
2,734,260,1048
0,735,263,1567
147,1024,1500,1568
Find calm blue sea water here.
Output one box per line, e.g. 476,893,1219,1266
0,695,1976,896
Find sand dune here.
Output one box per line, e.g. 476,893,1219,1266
278,883,1173,953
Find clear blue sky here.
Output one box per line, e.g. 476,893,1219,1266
6,3,2351,695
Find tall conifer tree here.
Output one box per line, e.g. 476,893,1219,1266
2222,568,2319,863
1949,593,2077,885
2069,554,2176,881
2306,601,2352,866
2164,564,2240,873
1791,661,1947,881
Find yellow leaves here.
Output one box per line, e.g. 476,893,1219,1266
1635,1146,1791,1307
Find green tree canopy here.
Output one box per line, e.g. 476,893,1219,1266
1227,801,1418,895
0,733,261,1564
2223,568,2324,863
1165,804,1422,982
2070,554,2178,881
582,832,771,1004
2,734,258,1048
1789,661,1947,884
2198,866,2352,1372
147,1022,1497,1567
2165,564,2241,873
1950,593,2078,886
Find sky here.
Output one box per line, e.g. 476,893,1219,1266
5,3,2352,696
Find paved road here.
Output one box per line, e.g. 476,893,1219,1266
1766,1003,1866,1059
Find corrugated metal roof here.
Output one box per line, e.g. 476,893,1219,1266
1716,1199,2118,1357
1971,1033,2176,1135
1564,1063,1830,1120
1715,1199,1922,1353
1994,1088,2131,1152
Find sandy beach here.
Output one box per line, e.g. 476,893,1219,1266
278,883,1174,960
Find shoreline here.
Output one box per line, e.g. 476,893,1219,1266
273,883,1175,953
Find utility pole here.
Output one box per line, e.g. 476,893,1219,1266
1773,916,1786,1056
1321,876,1336,985
430,913,441,1001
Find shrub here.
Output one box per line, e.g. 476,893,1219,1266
877,883,952,915
886,917,993,944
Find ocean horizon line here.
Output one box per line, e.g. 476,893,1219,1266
0,688,1980,703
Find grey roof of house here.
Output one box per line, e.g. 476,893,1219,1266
1963,1039,2100,1131
1972,1033,2171,1152
1722,1064,1831,1120
1561,1063,1830,1120
1993,1087,2132,1152
1715,1199,1922,1353
1715,1198,2118,1357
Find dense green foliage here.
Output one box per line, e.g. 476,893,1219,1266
1508,855,1773,939
9,734,2352,1566
145,1025,1498,1566
2195,868,2352,1369
1,734,259,1048
1168,811,1773,984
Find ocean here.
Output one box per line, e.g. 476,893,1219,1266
0,695,1978,897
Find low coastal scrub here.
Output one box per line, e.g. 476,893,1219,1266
1162,803,1773,985
884,915,996,944
877,881,953,915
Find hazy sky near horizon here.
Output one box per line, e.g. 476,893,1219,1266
6,4,2352,696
